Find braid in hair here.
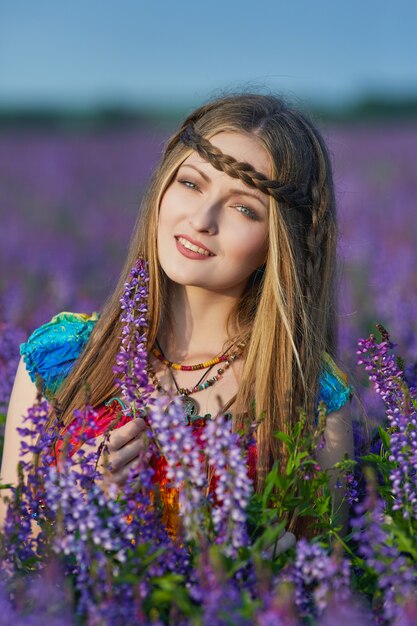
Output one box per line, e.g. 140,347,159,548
304,126,336,342
163,102,221,155
292,113,336,422
176,123,311,209
306,212,326,301
302,128,332,309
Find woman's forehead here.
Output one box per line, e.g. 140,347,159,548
182,130,273,180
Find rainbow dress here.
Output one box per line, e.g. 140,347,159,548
20,311,352,539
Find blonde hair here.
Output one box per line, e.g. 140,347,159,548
48,92,338,506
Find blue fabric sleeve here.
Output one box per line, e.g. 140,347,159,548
20,311,99,395
316,352,352,418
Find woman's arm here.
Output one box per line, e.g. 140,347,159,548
0,356,39,526
315,401,354,536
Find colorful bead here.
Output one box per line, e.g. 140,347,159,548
151,346,229,371
147,344,245,398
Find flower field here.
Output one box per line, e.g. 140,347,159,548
0,121,416,624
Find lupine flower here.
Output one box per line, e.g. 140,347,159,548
318,595,373,626
0,321,25,413
146,393,208,544
357,328,417,519
350,478,416,623
202,413,253,557
254,585,300,626
286,538,351,618
40,426,191,617
0,577,76,626
112,257,154,413
343,471,360,504
194,544,253,626
1,383,192,622
1,395,54,568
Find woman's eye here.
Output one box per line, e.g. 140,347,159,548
178,178,258,220
234,205,258,220
178,179,199,190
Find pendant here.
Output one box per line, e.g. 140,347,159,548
180,394,199,419
166,394,200,424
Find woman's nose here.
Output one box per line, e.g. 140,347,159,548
189,198,219,234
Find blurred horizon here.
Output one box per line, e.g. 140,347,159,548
1,94,417,131
1,0,417,125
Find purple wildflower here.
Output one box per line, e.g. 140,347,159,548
404,361,417,392
0,321,25,413
112,257,154,413
146,393,208,544
40,422,190,617
344,471,359,504
287,538,351,618
195,544,253,626
319,594,374,626
0,574,76,626
351,478,416,623
2,387,192,622
1,395,54,569
357,329,417,519
254,586,300,626
202,413,253,557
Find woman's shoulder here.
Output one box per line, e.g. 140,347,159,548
20,311,99,395
318,351,352,415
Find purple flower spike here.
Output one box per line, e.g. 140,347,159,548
287,538,351,618
319,595,373,626
357,330,417,519
147,393,208,543
113,257,154,414
351,485,416,623
344,471,359,504
0,321,25,413
202,414,253,557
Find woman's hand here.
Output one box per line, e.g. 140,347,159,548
91,417,150,489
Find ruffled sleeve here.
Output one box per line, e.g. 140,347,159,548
317,351,352,416
20,311,99,396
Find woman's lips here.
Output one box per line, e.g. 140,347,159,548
175,236,215,260
175,234,214,254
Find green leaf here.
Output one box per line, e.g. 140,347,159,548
388,525,417,560
377,426,391,452
274,431,292,447
360,453,389,465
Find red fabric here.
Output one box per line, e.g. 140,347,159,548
53,400,258,493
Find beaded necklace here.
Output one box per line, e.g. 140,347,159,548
151,345,229,371
147,339,243,423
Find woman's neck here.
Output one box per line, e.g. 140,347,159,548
158,282,242,362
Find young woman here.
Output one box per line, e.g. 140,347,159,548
1,93,354,548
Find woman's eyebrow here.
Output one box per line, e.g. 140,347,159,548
180,163,269,208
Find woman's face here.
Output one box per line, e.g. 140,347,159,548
157,131,271,296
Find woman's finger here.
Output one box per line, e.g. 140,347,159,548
106,417,147,452
104,452,146,487
105,434,148,472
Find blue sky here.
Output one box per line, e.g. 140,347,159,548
1,0,416,110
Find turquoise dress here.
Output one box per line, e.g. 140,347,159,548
20,311,352,416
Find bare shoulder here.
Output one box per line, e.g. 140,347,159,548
1,356,39,487
316,401,354,469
